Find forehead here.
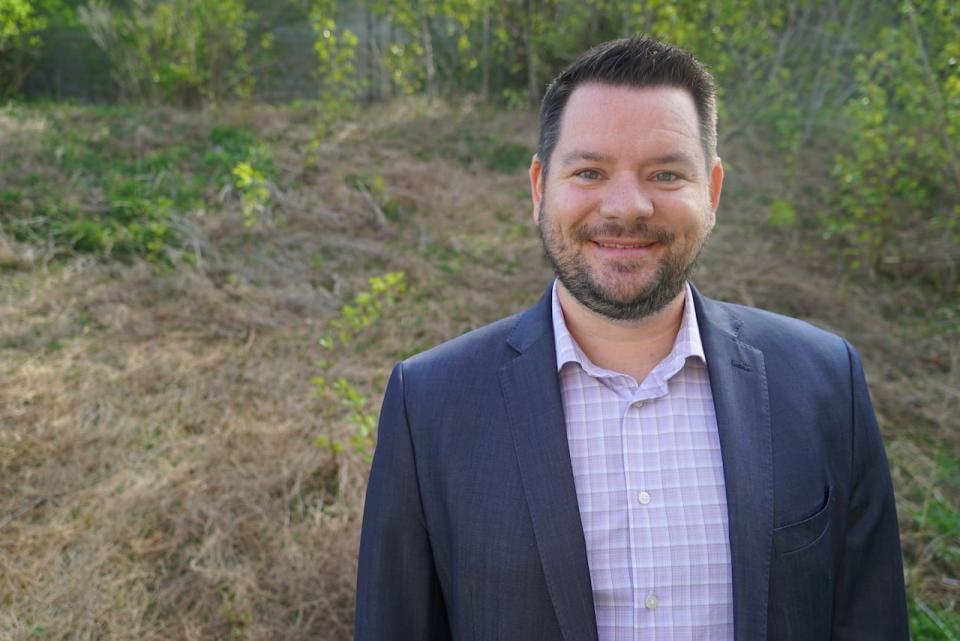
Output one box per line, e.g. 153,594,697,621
555,83,703,164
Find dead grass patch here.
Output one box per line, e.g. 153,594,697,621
1,100,956,639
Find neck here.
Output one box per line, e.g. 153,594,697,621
557,282,687,383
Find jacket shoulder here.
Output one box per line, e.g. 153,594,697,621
403,311,523,376
723,300,845,344
703,297,854,372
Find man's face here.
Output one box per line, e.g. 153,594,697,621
530,83,724,321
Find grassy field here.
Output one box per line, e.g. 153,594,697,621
1,99,957,640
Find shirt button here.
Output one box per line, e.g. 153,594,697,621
645,595,659,610
638,491,651,505
633,400,644,408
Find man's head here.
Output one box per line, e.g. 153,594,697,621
529,36,723,322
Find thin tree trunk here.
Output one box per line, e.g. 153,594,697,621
388,22,397,98
366,6,376,101
525,0,538,108
481,3,491,101
419,0,436,98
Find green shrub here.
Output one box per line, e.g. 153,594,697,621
313,272,407,462
825,1,959,288
78,0,260,106
0,0,48,98
309,0,361,139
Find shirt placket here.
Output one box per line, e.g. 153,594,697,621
617,384,658,640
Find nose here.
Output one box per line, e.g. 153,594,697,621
597,173,654,221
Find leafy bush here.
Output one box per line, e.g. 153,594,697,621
0,0,48,98
826,1,959,288
232,162,271,228
78,0,261,106
305,0,361,140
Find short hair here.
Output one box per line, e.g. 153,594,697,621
537,36,718,177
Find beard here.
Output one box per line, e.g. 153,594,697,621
537,201,708,321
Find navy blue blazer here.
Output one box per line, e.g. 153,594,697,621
355,283,909,641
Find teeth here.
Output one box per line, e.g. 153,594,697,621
597,242,648,249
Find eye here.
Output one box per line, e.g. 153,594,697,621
653,171,680,182
575,169,601,180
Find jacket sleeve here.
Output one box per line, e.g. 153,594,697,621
831,341,909,640
354,362,451,641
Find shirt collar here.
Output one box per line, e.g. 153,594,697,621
551,280,707,375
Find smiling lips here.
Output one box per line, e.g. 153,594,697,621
591,239,657,250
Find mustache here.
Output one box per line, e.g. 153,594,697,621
571,221,674,244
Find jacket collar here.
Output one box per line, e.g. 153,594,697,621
506,280,741,354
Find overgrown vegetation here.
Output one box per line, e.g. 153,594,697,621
1,0,958,638
0,102,545,640
1,95,957,641
0,107,275,259
8,0,957,291
77,0,263,105
827,1,959,286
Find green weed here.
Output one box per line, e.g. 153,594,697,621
910,597,960,641
312,272,407,462
0,111,276,259
232,162,271,228
767,199,798,230
914,454,960,570
218,581,252,639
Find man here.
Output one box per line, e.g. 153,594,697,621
355,36,909,641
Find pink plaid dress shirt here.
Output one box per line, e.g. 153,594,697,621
552,281,734,641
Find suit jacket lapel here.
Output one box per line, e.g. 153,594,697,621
692,285,774,641
499,288,599,641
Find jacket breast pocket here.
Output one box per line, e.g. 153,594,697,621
773,484,833,555
769,485,835,640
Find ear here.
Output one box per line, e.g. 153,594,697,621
708,157,724,219
529,154,545,225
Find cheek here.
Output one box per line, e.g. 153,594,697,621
655,192,712,225
655,189,699,208
547,187,599,225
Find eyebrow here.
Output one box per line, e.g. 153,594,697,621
648,151,699,168
558,150,614,167
558,149,700,169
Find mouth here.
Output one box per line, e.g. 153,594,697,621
590,239,657,251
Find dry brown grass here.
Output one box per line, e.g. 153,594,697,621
1,98,957,639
